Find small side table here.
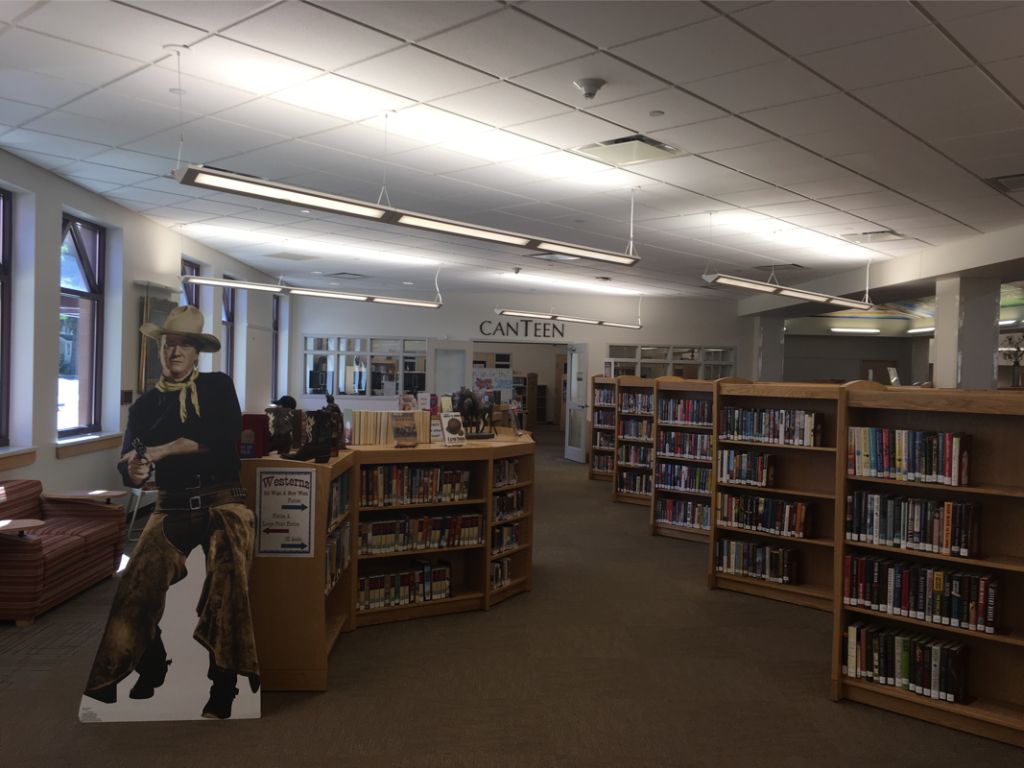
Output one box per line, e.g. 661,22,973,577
0,518,45,537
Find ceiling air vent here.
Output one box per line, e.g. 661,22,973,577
839,230,906,244
571,134,682,166
988,173,1024,193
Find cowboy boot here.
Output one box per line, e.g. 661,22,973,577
129,629,172,699
202,665,239,720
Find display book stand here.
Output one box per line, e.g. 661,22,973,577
241,431,534,692
589,375,616,481
650,376,715,543
707,379,841,613
832,381,1024,747
612,376,656,505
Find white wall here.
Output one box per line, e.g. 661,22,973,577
783,335,915,384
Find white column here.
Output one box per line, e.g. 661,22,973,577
933,276,1000,389
753,316,785,382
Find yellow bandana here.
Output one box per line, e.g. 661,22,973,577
156,367,201,423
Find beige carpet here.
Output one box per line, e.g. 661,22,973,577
1,426,1020,766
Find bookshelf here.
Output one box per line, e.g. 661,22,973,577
708,380,842,612
513,372,538,430
833,381,1024,747
651,376,714,543
242,452,356,691
613,376,656,505
590,375,616,481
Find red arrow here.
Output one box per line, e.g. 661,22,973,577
263,527,288,534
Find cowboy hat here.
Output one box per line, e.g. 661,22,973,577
140,305,221,352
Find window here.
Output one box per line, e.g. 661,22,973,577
221,277,235,377
181,258,200,307
271,294,280,400
0,187,11,446
302,336,426,398
605,344,735,380
59,216,105,437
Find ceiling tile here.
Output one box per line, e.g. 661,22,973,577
312,1,502,43
430,82,570,128
650,116,774,154
214,98,350,138
338,46,496,102
507,111,624,149
0,27,143,87
716,186,806,207
821,190,914,211
586,89,726,134
733,1,927,56
121,2,277,32
122,116,286,162
0,97,47,126
781,211,879,229
0,2,36,22
703,141,840,185
510,52,664,108
419,8,593,78
0,128,109,160
23,108,163,147
18,2,205,63
743,92,884,137
518,1,715,49
611,17,781,85
297,122,423,158
387,145,488,175
85,147,189,175
0,69,93,108
941,3,1024,64
634,155,764,195
222,3,401,70
69,177,123,195
107,194,160,212
919,1,1018,21
167,198,252,218
686,59,836,113
786,175,884,199
53,161,156,186
101,65,256,115
752,200,837,218
988,55,1024,103
801,26,972,90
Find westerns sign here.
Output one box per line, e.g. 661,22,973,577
479,319,566,338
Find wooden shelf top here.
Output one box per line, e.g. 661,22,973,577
718,438,836,453
359,542,486,560
491,542,531,558
351,433,534,463
357,591,485,618
593,403,616,409
359,497,486,512
716,481,835,500
493,510,530,525
656,454,713,463
593,425,615,431
654,521,710,537
846,474,1024,499
843,605,1024,648
719,381,842,400
846,384,1024,416
491,575,529,597
493,480,532,492
654,377,715,393
844,540,1024,574
616,491,652,500
716,522,833,548
592,445,614,452
716,572,831,601
617,436,653,444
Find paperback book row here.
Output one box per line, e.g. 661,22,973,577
844,623,968,704
618,418,653,440
618,443,652,467
594,411,616,428
716,492,811,538
492,522,522,555
357,561,452,610
347,410,432,446
847,427,969,486
657,397,713,426
594,386,615,407
324,521,351,595
714,539,799,584
360,465,471,507
594,431,615,449
493,458,521,488
842,555,1000,634
358,512,484,554
845,491,979,557
654,463,711,494
491,556,514,590
327,474,349,528
719,407,824,447
618,391,653,414
717,450,775,487
493,488,526,521
655,498,711,530
592,454,614,472
617,469,652,496
656,430,711,460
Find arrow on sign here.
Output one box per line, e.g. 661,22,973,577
281,542,309,550
282,503,308,511
263,527,288,534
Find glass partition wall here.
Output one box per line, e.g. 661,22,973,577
305,336,426,397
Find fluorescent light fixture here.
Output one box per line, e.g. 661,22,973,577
397,215,530,246
906,326,935,334
555,315,600,325
184,275,283,293
702,273,872,310
371,296,442,308
600,321,643,329
286,288,369,301
496,309,555,320
830,327,880,334
495,308,642,329
176,164,638,268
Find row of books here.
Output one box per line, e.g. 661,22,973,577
324,521,351,595
618,391,653,414
719,407,823,447
717,450,774,487
847,427,968,487
359,465,471,507
657,397,712,427
845,491,979,557
328,474,349,527
592,454,614,472
654,464,711,494
656,431,710,460
492,522,522,555
594,385,615,407
494,488,526,521
491,556,513,590
358,513,484,554
594,410,616,428
618,417,653,440
844,623,968,704
493,458,520,488
842,555,999,634
357,561,452,610
617,470,652,496
347,410,432,446
716,493,811,538
655,498,711,530
618,443,652,467
594,431,615,449
714,539,799,584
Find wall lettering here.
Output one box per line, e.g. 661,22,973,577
479,319,565,338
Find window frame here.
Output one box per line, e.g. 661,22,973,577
0,187,11,446
221,276,235,378
181,258,201,307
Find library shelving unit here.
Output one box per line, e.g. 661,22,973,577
241,451,356,691
590,375,617,481
651,376,714,543
488,440,535,607
833,381,1024,747
708,380,842,612
613,376,656,505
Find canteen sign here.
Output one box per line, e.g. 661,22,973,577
479,319,565,338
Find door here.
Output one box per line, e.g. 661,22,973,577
428,339,473,398
564,343,587,463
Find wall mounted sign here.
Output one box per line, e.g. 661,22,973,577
256,468,315,557
478,319,565,338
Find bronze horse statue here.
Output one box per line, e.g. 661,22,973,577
453,387,495,436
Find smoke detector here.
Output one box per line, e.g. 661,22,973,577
572,78,606,100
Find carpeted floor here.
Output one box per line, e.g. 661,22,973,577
1,426,1021,766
